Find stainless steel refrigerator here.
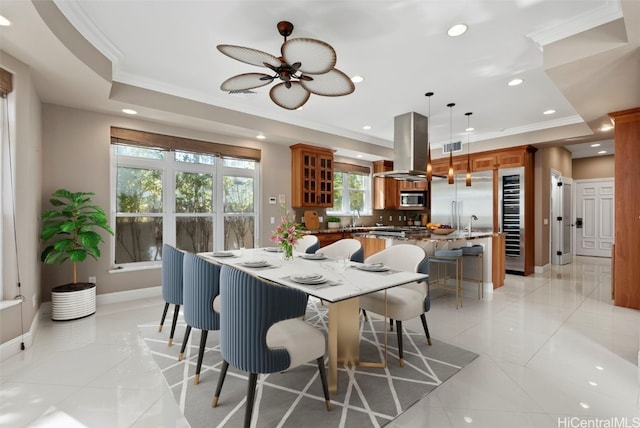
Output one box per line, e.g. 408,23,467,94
430,170,493,232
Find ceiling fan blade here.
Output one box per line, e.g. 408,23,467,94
300,68,355,97
282,38,336,74
217,45,281,69
220,73,274,91
269,82,310,110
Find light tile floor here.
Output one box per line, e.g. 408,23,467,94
1,256,638,427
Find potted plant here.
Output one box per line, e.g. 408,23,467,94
326,216,342,229
40,189,114,321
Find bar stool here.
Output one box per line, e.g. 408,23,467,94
461,245,484,299
429,248,464,309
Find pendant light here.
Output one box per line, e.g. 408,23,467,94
446,102,455,184
425,92,434,181
465,111,473,187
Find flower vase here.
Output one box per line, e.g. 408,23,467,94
282,244,294,261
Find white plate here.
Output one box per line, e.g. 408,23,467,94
290,274,327,284
241,260,270,268
355,263,390,272
211,251,234,257
302,253,327,260
263,247,283,252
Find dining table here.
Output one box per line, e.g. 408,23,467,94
199,247,428,394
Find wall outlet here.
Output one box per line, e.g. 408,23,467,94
89,276,96,284
270,217,275,224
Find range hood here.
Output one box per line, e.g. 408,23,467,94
373,112,429,181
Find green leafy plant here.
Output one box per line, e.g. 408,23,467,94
326,216,341,223
40,189,114,283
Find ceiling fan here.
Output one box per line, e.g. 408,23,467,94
217,21,355,110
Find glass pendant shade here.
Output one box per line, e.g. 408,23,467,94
465,111,473,187
425,92,434,182
447,102,455,185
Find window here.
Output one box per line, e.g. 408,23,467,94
112,140,259,267
328,165,371,216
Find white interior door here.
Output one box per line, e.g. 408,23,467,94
575,179,614,257
551,172,573,265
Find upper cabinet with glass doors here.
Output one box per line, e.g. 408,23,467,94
290,144,335,208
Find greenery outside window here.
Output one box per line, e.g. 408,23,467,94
113,143,258,267
328,170,371,215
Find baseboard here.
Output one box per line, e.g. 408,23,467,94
96,286,161,305
0,306,40,361
1,286,160,362
535,264,551,274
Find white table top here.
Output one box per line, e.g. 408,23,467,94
199,248,428,303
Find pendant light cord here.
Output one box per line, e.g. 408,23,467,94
2,94,26,351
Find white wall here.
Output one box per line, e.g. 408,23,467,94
0,51,42,347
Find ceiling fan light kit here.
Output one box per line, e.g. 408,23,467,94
217,21,354,110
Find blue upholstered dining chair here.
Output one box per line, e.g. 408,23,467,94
178,253,221,384
212,265,331,428
293,234,320,254
316,238,364,262
158,244,184,346
358,244,431,367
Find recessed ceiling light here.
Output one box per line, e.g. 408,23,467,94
598,150,607,154
465,127,475,132
543,109,556,115
356,154,363,158
0,15,11,26
588,381,598,387
447,24,468,37
362,125,371,130
463,416,473,423
122,108,137,115
579,402,590,409
256,134,266,140
590,143,601,147
595,365,604,370
507,78,523,86
351,75,364,83
600,124,613,132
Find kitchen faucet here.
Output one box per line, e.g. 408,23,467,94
468,214,478,237
351,209,360,227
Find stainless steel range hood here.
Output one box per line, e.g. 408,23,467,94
373,112,428,181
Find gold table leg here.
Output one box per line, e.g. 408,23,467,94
327,297,360,394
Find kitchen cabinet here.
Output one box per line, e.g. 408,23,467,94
373,160,398,210
472,154,497,171
313,232,344,247
398,180,427,191
497,149,525,168
290,144,334,208
354,236,386,259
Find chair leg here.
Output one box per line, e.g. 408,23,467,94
316,357,332,411
158,302,169,332
396,320,404,367
194,330,208,384
168,304,180,346
178,325,192,361
420,314,432,346
244,373,259,428
361,308,368,322
212,360,229,407
389,318,394,332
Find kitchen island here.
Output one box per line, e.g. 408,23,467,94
352,229,503,290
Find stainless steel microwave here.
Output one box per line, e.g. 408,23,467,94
400,191,426,207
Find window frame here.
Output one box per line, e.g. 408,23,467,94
111,145,259,268
327,169,372,216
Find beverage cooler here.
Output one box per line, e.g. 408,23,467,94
499,167,525,274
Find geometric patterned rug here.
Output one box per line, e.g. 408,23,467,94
139,298,477,428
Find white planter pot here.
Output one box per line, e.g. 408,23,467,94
327,222,341,229
51,283,96,321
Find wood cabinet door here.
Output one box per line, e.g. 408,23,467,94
497,150,524,168
472,155,497,171
291,144,334,208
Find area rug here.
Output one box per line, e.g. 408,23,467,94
139,298,477,427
